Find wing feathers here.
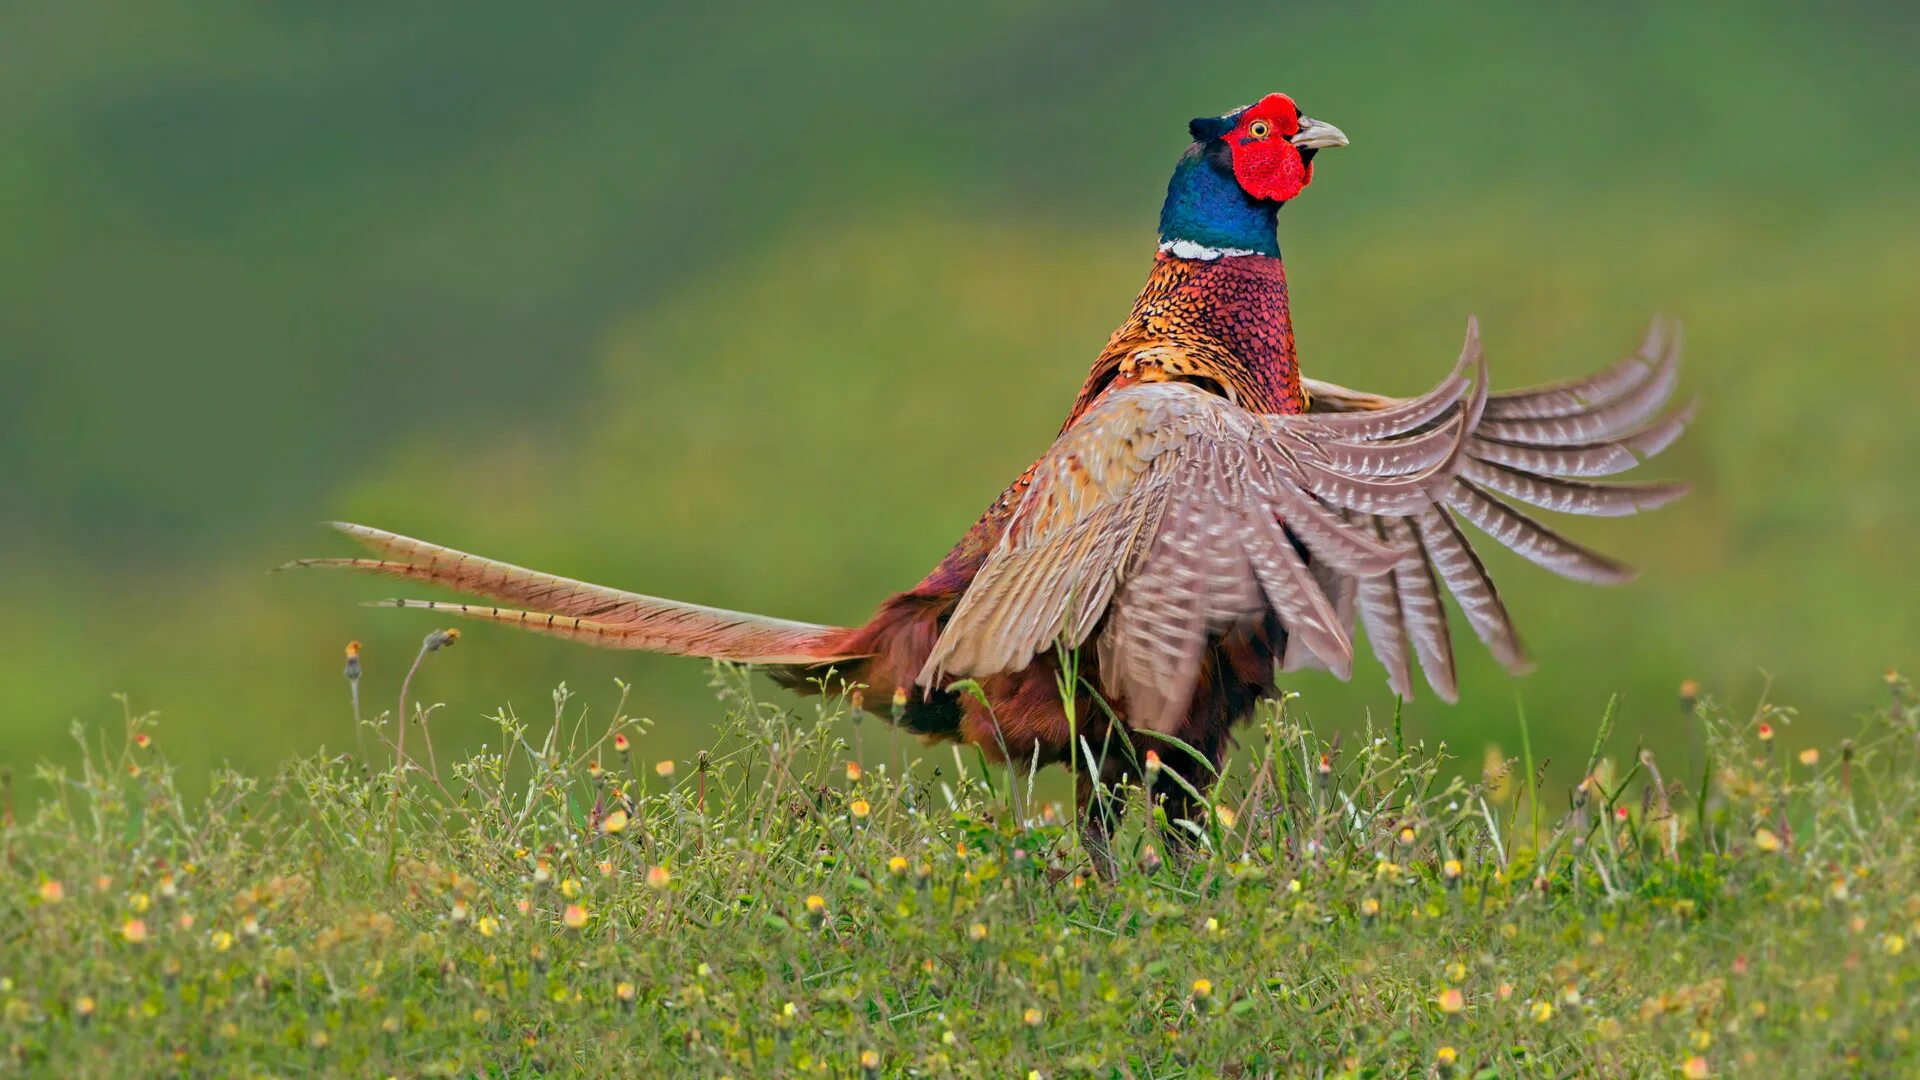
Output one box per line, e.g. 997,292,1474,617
1413,509,1530,672
1480,318,1674,421
1461,458,1690,517
1391,518,1460,703
923,316,1686,722
1444,482,1638,584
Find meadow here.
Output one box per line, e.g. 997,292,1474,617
4,6,1918,1073
4,663,1916,1075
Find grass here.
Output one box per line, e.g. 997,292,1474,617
4,657,1918,1077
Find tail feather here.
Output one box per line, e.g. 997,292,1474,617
285,523,866,666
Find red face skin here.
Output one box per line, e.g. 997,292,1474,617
1224,93,1312,203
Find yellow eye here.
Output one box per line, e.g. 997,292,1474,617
1248,120,1272,139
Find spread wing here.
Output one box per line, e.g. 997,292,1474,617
920,323,1492,732
1302,319,1692,701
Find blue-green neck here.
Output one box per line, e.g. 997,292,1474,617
1156,148,1280,257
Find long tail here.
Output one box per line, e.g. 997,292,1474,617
284,522,867,666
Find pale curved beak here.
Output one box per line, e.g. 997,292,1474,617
1290,116,1349,150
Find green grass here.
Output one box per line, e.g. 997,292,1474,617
6,658,1918,1076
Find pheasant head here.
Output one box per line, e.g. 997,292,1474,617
1159,92,1348,259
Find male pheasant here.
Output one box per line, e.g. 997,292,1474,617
293,93,1689,873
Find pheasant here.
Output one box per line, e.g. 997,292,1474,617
293,93,1690,874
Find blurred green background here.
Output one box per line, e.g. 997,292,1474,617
4,2,1916,798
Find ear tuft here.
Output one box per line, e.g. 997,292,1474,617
1188,115,1235,142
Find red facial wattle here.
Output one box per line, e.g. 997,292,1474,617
1226,93,1312,203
